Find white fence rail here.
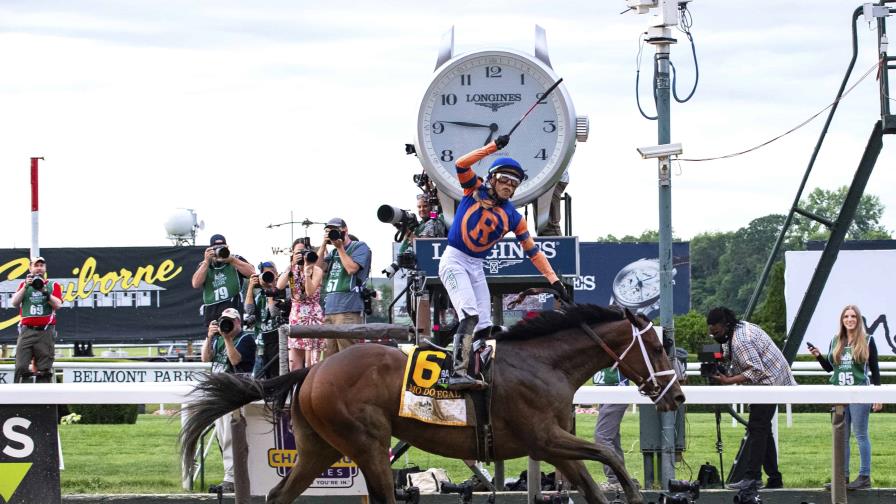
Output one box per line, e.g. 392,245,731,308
1,383,895,404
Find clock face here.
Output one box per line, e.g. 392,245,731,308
416,50,576,206
612,259,661,307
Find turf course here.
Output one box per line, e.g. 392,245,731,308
58,409,895,494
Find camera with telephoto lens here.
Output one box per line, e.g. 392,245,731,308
30,276,45,291
377,205,419,229
295,250,318,266
327,228,345,242
658,479,700,504
260,270,276,284
698,343,728,380
218,316,236,334
213,244,230,260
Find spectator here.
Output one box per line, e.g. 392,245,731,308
316,218,373,354
10,256,63,383
245,261,284,378
707,307,795,491
201,308,255,494
191,234,255,326
277,239,325,369
592,313,650,492
809,304,882,491
398,194,448,254
539,169,569,236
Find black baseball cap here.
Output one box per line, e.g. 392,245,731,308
209,234,227,245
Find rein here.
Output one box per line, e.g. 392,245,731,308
507,288,678,404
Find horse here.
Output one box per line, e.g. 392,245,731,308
180,304,685,504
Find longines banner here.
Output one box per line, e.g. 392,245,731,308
785,249,896,356
406,240,689,320
0,247,204,343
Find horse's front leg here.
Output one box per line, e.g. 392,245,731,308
532,427,643,504
548,458,610,504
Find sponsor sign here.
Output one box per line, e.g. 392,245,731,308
0,247,204,343
413,237,579,278
245,404,367,496
786,249,896,356
0,405,60,504
62,367,205,384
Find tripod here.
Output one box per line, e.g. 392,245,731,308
713,405,726,484
386,268,429,342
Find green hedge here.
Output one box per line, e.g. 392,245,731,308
68,404,139,424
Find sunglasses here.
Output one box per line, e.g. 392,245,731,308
494,172,521,188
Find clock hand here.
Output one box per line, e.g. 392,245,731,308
438,120,492,128
482,123,499,146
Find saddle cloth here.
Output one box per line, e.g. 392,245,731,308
397,341,496,426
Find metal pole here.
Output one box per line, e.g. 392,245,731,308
655,42,677,488
30,157,43,258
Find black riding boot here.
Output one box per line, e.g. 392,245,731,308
448,316,486,391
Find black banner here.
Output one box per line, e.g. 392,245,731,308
0,405,60,504
0,247,205,343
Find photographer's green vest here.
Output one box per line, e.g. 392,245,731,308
210,332,253,373
827,340,870,386
323,241,370,314
250,289,278,334
202,262,241,306
20,281,57,322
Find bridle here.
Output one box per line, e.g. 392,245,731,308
507,288,678,404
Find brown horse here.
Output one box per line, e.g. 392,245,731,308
180,305,684,504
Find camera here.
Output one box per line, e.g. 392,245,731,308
383,250,418,279
243,314,257,328
213,244,230,260
218,317,236,334
260,270,276,284
360,286,377,316
698,343,728,380
30,276,45,291
377,204,419,228
327,228,345,242
658,479,700,504
295,250,318,266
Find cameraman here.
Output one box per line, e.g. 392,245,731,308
277,239,325,370
192,234,255,326
316,217,374,354
245,260,285,379
10,256,63,383
398,194,448,254
706,307,795,491
201,308,255,493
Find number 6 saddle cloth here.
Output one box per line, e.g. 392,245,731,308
397,342,496,427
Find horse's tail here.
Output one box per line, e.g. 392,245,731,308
179,368,311,474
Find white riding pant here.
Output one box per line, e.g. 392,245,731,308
438,245,492,332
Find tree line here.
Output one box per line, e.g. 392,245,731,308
598,187,892,352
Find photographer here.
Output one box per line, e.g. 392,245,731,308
245,260,285,379
706,307,795,491
316,217,375,354
10,256,63,383
201,308,255,493
192,234,255,326
277,239,325,370
398,194,447,254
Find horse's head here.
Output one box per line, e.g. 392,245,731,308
610,308,685,412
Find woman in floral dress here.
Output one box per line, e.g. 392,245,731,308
277,239,325,370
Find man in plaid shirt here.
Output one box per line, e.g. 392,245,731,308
707,307,796,492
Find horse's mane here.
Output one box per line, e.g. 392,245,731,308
496,303,626,341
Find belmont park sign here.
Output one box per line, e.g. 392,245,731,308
0,363,209,385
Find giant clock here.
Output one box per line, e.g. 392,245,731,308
414,27,588,231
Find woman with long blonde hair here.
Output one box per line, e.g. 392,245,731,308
809,304,882,490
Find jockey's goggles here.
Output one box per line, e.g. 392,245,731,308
494,172,521,188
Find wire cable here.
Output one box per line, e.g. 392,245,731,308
679,58,882,162
635,33,658,120
671,3,699,103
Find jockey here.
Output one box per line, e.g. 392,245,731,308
439,134,569,390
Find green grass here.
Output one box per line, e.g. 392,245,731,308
59,410,896,494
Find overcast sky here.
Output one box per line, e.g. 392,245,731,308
2,1,893,273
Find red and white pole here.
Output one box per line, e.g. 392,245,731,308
30,157,43,258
